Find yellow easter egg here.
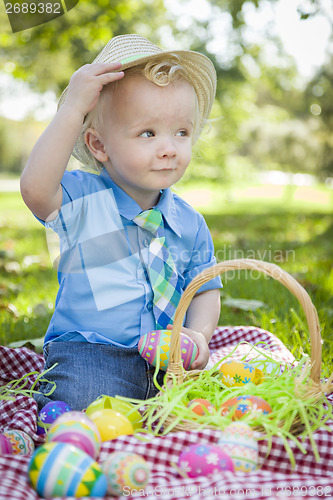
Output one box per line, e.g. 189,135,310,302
89,409,134,442
219,361,263,387
85,395,143,429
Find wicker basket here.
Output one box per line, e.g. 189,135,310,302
157,258,332,434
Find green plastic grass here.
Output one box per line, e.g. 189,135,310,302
121,343,332,468
0,364,57,402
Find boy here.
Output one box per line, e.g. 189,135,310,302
20,34,221,410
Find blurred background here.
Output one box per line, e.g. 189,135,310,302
0,0,332,187
0,0,332,367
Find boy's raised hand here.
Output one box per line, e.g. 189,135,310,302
63,62,124,118
21,62,124,221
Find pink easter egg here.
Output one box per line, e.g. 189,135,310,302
138,329,197,370
0,434,13,455
178,444,234,478
46,411,101,458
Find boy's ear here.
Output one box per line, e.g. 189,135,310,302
84,128,108,162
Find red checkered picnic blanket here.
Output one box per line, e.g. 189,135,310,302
0,326,332,500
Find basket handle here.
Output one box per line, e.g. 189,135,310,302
169,259,322,384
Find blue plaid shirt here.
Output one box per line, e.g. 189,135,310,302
40,168,221,347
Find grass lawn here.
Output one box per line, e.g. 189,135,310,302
0,182,332,374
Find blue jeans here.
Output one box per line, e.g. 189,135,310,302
34,342,165,411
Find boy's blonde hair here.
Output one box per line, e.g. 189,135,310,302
83,55,200,172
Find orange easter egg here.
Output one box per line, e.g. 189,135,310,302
220,395,272,420
187,399,214,416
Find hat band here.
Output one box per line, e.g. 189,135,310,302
120,53,154,64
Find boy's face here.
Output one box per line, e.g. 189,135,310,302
89,74,197,208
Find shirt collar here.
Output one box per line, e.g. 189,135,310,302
100,168,182,237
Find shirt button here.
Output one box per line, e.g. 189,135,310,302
147,301,153,311
143,238,150,247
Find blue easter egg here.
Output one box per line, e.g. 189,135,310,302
28,442,107,498
37,400,72,435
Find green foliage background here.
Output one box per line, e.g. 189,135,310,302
0,0,332,178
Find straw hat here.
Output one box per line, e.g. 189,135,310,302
58,34,217,168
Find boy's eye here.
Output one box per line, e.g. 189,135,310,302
140,131,154,138
176,130,189,137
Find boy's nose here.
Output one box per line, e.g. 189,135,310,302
157,138,177,159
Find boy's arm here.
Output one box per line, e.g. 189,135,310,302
167,288,221,370
20,62,124,221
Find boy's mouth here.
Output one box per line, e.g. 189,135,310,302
152,166,177,171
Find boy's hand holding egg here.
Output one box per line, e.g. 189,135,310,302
138,329,198,371
167,324,210,370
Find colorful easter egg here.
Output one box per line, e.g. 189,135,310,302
48,410,94,427
37,400,72,435
138,329,197,371
0,434,13,455
28,442,107,498
85,395,143,429
218,422,258,472
187,399,214,416
178,444,234,478
219,361,263,387
102,451,150,496
46,412,101,459
89,409,134,442
220,395,272,419
2,429,34,455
